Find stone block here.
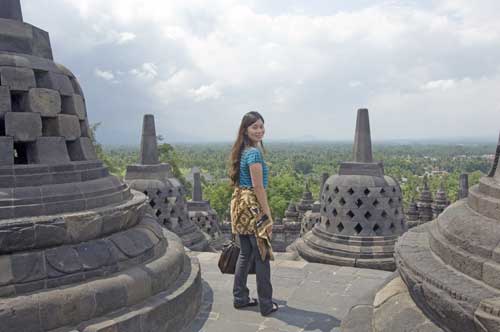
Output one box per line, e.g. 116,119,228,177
25,88,61,117
80,118,90,137
36,71,74,96
0,136,14,165
31,25,53,60
2,226,36,253
0,86,12,117
55,63,75,78
27,136,70,164
0,66,36,91
44,199,86,215
0,54,31,67
67,137,98,161
42,114,81,140
11,251,46,283
0,19,32,55
94,278,128,316
34,221,67,248
50,170,82,184
5,112,42,142
0,255,13,285
39,285,95,331
62,94,86,119
76,240,112,271
0,296,41,332
46,246,82,275
70,76,85,97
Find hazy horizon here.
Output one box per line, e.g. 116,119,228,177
102,136,499,148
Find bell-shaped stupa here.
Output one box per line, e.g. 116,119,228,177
0,2,201,331
296,108,407,271
417,176,433,222
187,167,224,250
342,132,500,332
124,114,208,251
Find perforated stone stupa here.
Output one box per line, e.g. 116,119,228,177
432,180,450,217
187,167,224,250
124,114,208,251
297,184,314,220
0,2,201,331
296,108,407,271
342,132,500,332
417,176,433,222
301,201,321,235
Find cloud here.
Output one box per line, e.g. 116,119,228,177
116,32,136,44
94,68,115,81
22,0,500,144
421,79,457,90
130,63,159,80
189,83,222,102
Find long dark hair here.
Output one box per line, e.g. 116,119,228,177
229,111,265,187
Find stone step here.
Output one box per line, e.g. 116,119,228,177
0,189,147,254
435,200,500,264
296,237,396,271
478,176,500,199
0,230,198,332
312,226,398,246
74,255,201,332
0,215,166,297
468,184,500,221
0,176,130,219
395,226,500,332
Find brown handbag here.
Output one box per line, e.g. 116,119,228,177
218,235,256,274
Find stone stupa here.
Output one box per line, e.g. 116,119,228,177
0,2,201,331
417,176,434,222
187,167,224,250
432,180,450,217
406,198,420,228
296,108,407,271
297,183,314,220
342,133,500,332
124,114,208,251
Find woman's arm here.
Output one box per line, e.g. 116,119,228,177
249,163,272,223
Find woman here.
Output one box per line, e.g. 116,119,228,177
229,111,278,316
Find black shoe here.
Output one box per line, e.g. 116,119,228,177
234,298,258,309
261,302,279,316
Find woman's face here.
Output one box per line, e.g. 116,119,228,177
246,119,265,145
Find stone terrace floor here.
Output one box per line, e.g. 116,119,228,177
183,252,391,332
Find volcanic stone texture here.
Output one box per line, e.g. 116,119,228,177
296,109,407,271
0,53,96,164
0,4,202,332
187,168,224,250
126,164,208,251
341,132,500,332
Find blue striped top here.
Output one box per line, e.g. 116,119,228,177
239,147,268,189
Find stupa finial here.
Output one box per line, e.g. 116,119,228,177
192,168,203,201
353,108,373,163
139,114,159,165
488,131,500,178
0,0,23,21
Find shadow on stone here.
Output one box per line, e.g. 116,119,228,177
270,299,341,332
183,280,214,332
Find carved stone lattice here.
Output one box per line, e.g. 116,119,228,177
296,109,407,271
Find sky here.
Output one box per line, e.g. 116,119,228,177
20,0,500,145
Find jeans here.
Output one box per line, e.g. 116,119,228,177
233,234,273,314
